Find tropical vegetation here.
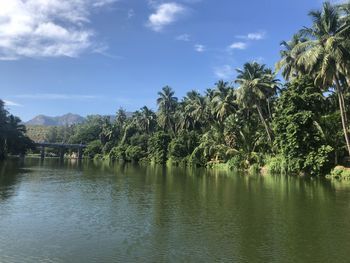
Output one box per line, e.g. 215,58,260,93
4,1,350,177
0,100,33,160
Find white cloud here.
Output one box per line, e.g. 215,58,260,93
3,100,22,107
229,42,247,50
0,0,117,60
214,65,235,80
176,34,191,41
148,3,186,32
194,44,205,52
247,32,265,40
93,0,118,7
236,31,266,40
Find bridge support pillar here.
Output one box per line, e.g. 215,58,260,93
40,146,45,160
59,148,65,160
78,148,83,160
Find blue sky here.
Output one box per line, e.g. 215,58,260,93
0,0,332,121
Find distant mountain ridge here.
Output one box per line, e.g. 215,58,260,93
26,112,134,126
26,113,85,126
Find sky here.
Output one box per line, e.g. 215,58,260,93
0,0,337,121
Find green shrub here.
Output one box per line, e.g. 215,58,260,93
109,145,127,161
227,154,245,171
248,163,260,175
125,145,145,162
303,145,333,176
130,134,149,150
102,141,115,155
326,166,350,180
93,154,103,161
265,155,289,175
85,140,103,158
148,131,171,164
168,131,199,165
188,147,207,167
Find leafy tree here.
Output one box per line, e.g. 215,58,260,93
125,146,145,162
0,100,33,159
85,140,103,158
69,115,105,144
273,78,333,175
279,1,350,155
168,131,199,164
235,62,279,143
148,131,171,164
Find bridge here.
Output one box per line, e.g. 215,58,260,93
35,142,86,160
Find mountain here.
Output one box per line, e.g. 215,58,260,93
26,113,85,126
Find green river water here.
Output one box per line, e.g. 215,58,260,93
0,158,350,263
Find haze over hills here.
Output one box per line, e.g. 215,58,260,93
25,112,134,126
25,113,85,126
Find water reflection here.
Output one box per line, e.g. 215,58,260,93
0,158,350,263
0,159,25,201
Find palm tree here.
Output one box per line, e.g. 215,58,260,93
211,80,236,123
275,33,306,80
139,106,156,134
235,62,279,143
157,86,178,133
100,117,113,144
179,90,208,131
115,108,127,128
188,95,208,129
193,127,235,163
287,1,350,155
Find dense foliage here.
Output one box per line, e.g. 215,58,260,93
0,100,33,160
23,1,350,176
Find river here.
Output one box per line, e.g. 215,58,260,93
0,158,350,262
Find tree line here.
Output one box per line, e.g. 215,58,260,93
0,100,33,160
12,1,350,176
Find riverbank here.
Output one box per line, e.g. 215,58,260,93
91,153,350,180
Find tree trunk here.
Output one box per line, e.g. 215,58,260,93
335,77,350,156
335,151,338,165
256,104,273,144
340,91,348,123
267,99,272,120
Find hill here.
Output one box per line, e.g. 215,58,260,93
26,113,85,126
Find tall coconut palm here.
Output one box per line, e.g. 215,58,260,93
211,80,236,123
139,106,156,134
189,95,208,129
288,1,350,155
115,108,127,128
275,34,307,80
235,62,279,143
100,117,113,144
181,91,208,131
157,86,178,133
